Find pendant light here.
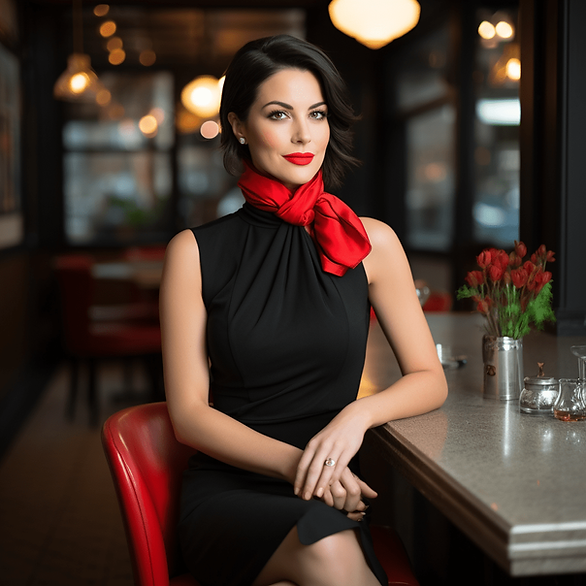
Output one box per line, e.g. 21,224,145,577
54,0,102,102
328,0,421,49
180,75,223,119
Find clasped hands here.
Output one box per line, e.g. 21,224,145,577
292,409,377,521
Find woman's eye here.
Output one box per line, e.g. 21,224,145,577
310,110,327,120
269,110,288,120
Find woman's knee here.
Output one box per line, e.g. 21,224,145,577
305,530,367,577
254,527,377,586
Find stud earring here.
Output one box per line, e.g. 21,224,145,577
239,137,246,145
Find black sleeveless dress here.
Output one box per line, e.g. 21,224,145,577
177,203,387,586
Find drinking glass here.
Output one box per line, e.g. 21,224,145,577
570,345,586,402
553,378,586,421
571,345,586,378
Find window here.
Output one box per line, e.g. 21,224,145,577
473,7,520,246
394,26,455,252
405,104,456,251
63,72,174,245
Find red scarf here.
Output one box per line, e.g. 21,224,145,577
237,163,371,276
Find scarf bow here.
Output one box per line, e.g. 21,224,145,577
238,162,371,276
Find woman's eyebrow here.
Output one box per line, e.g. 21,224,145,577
262,100,327,110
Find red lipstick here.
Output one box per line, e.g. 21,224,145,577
283,152,314,166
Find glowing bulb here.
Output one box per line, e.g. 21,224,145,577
200,120,220,140
506,58,521,81
181,76,221,118
69,72,90,94
93,4,109,17
54,54,101,102
191,87,213,108
139,114,158,136
108,49,126,65
478,20,496,40
495,21,514,39
99,20,117,37
328,0,421,49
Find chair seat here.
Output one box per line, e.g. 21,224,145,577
372,525,419,585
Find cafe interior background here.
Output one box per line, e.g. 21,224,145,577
0,0,585,584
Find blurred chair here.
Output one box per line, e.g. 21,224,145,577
422,290,453,312
54,254,162,425
102,402,420,586
123,245,166,262
415,279,453,312
122,245,166,307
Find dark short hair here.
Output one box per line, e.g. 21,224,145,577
219,34,359,190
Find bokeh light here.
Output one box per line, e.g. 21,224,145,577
200,120,220,140
99,20,117,38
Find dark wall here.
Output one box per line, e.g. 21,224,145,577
520,0,586,335
0,3,64,457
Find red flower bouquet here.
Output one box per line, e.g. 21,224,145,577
457,241,556,338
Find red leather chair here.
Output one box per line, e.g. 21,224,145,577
102,402,420,586
54,254,162,424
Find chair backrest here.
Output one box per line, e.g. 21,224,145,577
102,402,196,586
54,254,95,351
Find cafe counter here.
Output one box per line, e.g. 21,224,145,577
360,313,586,577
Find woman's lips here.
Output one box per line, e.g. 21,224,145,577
283,152,314,166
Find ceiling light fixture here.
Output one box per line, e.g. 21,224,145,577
328,0,421,49
54,0,103,102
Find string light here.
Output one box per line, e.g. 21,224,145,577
478,21,496,40
93,4,109,17
99,20,117,37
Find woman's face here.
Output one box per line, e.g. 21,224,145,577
229,68,330,191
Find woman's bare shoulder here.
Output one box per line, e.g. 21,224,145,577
160,229,201,290
164,228,199,265
360,217,403,253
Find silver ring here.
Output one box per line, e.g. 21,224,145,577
324,458,336,467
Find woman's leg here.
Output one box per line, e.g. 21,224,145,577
252,526,380,586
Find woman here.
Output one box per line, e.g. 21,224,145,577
160,34,447,586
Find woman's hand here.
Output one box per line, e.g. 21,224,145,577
319,467,377,520
293,403,372,501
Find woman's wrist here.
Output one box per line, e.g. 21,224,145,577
343,398,376,433
280,446,304,485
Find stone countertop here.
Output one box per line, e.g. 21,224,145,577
362,313,586,576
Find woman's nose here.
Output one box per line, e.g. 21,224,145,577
292,119,311,144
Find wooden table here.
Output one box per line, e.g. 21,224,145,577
361,313,586,577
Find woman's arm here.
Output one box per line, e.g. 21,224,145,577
160,229,304,484
295,218,448,499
